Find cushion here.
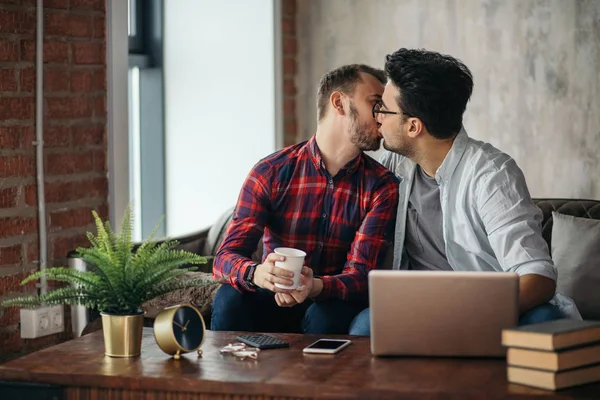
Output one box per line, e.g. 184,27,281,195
551,211,600,320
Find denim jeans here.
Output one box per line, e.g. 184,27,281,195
348,303,565,336
210,284,366,334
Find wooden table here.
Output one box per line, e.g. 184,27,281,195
0,328,599,399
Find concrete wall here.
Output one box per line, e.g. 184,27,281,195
297,0,600,199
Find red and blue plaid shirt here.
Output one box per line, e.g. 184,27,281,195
213,135,399,301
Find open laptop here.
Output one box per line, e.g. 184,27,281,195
369,270,519,357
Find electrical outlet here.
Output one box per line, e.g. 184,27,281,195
20,305,64,339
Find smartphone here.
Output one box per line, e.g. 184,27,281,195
302,339,352,354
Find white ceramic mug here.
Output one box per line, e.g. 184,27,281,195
273,247,306,290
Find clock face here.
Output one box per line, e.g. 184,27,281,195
172,306,204,351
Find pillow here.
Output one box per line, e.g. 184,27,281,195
551,211,600,320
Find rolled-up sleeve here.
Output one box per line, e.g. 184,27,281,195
476,162,556,281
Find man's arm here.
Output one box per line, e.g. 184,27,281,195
476,162,557,313
212,163,271,292
519,274,556,314
312,176,399,302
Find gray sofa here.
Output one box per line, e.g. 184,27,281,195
83,198,600,335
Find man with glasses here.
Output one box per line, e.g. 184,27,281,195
212,64,399,334
349,48,572,336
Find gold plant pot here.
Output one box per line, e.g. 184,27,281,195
101,311,144,357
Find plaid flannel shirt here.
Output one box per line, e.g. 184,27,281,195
213,135,399,301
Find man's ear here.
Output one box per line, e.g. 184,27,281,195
407,117,424,139
330,91,346,116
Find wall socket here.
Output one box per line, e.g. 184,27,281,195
20,305,64,339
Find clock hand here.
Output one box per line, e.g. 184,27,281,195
183,319,190,331
173,321,185,329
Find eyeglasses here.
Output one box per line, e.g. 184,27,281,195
372,102,402,119
219,343,260,360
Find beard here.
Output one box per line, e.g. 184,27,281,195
382,129,415,158
348,102,380,151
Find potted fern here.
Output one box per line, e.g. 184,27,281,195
1,207,212,358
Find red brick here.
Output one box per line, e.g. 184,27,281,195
282,0,296,16
96,203,109,221
44,0,70,9
0,217,37,239
0,126,21,149
283,132,297,147
46,97,92,119
19,67,35,92
46,152,94,175
71,0,105,11
0,68,18,91
44,125,71,147
25,181,73,206
44,40,69,63
0,245,22,265
285,119,297,137
283,78,296,96
52,234,89,259
94,16,105,38
0,329,22,356
93,150,105,172
282,16,295,36
20,125,35,149
72,124,104,146
0,39,19,62
0,155,35,177
0,97,34,120
0,273,37,297
0,306,20,326
45,12,93,37
72,42,104,64
50,207,95,231
283,98,296,115
72,177,107,199
0,187,19,209
92,69,105,91
283,37,297,56
26,240,38,263
44,68,69,92
0,10,35,35
70,70,92,92
93,95,105,117
283,57,297,75
20,39,35,62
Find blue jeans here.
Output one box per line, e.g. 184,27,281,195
211,284,367,334
348,303,565,336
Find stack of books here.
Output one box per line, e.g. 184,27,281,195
502,319,600,390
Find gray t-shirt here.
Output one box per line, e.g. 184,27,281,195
404,166,453,271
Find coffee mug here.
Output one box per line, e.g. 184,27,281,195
273,247,306,290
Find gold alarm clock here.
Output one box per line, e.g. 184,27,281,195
153,304,206,359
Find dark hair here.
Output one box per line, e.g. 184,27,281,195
384,48,473,139
317,64,385,121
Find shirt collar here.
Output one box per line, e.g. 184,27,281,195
435,126,469,184
307,134,363,175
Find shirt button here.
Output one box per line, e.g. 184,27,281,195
322,213,327,218
316,242,323,249
328,179,333,185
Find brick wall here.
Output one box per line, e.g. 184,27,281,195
282,0,297,147
0,0,107,362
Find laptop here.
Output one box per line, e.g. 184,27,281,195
369,270,519,357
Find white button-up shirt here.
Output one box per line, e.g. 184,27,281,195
380,127,557,280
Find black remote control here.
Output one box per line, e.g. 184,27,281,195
236,334,290,350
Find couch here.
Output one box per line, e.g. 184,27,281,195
82,198,600,335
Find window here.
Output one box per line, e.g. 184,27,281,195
128,0,165,241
